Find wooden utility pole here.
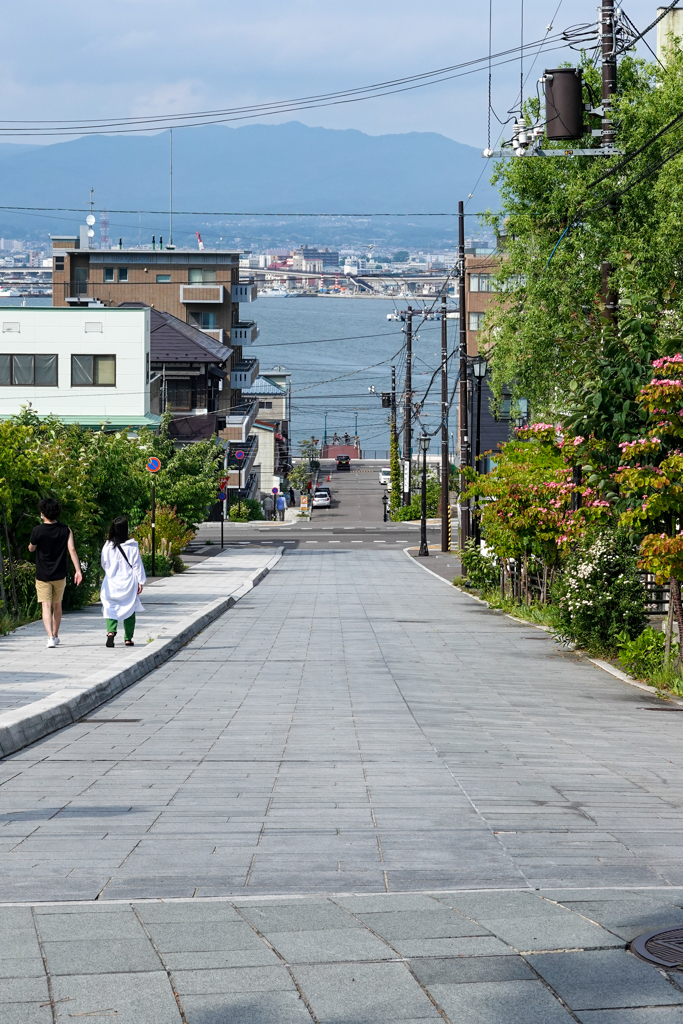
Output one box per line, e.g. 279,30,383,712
458,202,470,548
403,306,413,506
440,292,450,551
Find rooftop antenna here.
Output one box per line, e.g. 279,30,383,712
166,129,175,249
85,188,96,247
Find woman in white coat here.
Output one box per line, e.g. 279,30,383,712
101,517,146,647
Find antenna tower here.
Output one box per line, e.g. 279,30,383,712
100,208,111,250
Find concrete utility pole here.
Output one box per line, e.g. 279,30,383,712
458,202,470,548
403,306,413,506
601,0,618,325
441,291,450,552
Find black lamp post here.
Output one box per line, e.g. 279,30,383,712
472,357,487,546
418,434,430,557
382,491,389,523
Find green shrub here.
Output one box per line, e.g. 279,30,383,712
552,528,647,655
461,540,500,590
134,504,195,555
617,627,678,678
2,559,38,619
228,503,250,522
139,536,185,577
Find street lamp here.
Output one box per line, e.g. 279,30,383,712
418,434,430,557
472,357,487,546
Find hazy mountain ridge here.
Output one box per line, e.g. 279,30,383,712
0,122,497,246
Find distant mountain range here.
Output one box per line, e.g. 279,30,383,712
0,122,498,248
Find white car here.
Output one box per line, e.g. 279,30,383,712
379,467,391,485
312,489,331,508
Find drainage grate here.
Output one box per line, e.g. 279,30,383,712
631,928,683,967
83,718,142,723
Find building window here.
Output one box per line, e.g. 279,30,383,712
118,268,128,282
469,312,486,331
189,268,217,284
259,401,273,410
84,322,103,333
470,273,493,292
0,354,58,386
103,268,115,282
2,322,20,333
71,354,116,386
192,311,217,329
156,274,171,283
54,256,64,272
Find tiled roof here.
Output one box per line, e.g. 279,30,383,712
119,303,232,363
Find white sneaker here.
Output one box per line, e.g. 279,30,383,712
52,637,60,646
46,637,56,648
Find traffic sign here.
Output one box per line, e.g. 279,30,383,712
219,476,230,490
146,457,161,473
272,487,279,494
219,492,227,501
235,450,245,460
300,495,309,510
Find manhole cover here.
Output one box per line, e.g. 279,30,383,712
631,928,683,967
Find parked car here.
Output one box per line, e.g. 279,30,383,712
312,489,332,508
379,467,391,485
336,454,351,471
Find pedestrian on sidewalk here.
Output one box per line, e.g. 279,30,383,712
288,485,295,507
263,493,274,521
100,517,146,648
28,498,82,648
276,492,286,521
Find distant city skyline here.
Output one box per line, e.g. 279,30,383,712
1,1,664,151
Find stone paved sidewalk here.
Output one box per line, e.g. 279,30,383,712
3,888,683,1023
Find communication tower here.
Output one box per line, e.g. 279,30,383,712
100,209,111,250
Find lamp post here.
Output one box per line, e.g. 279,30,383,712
418,434,430,557
471,356,487,547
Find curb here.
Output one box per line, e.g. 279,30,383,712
404,548,683,705
0,548,283,760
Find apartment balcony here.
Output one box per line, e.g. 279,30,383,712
199,328,225,344
219,399,258,443
180,284,225,304
231,281,258,303
222,434,259,488
231,321,259,345
230,357,259,390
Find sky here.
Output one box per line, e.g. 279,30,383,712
1,0,667,149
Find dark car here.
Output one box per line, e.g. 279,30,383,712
336,454,351,471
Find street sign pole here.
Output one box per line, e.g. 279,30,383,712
145,457,162,576
221,497,224,549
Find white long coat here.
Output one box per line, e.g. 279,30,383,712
100,540,146,621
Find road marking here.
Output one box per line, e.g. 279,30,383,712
305,541,318,544
328,540,340,544
373,540,387,543
283,541,296,544
351,540,362,543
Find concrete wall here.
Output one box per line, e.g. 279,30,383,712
0,307,150,418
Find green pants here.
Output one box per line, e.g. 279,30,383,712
106,614,135,641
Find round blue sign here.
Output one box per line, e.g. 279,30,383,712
235,450,245,460
272,487,279,494
146,457,161,473
219,492,227,501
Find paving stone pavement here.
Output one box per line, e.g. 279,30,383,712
4,549,683,1021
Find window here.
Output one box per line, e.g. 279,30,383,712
118,268,128,282
84,322,103,333
469,312,486,331
192,311,217,329
156,274,171,283
103,268,115,282
2,322,20,333
54,256,64,272
71,354,116,386
470,273,492,292
188,268,216,284
0,354,57,386
259,401,273,410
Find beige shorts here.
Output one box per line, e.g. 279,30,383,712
35,578,66,604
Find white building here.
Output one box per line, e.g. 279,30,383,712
0,307,159,430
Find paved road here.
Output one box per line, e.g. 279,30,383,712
4,549,683,1020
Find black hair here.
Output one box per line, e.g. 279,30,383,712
38,497,62,521
108,517,129,545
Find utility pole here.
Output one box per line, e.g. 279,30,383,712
458,202,470,548
391,365,397,438
403,306,413,506
440,292,450,552
601,0,618,326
